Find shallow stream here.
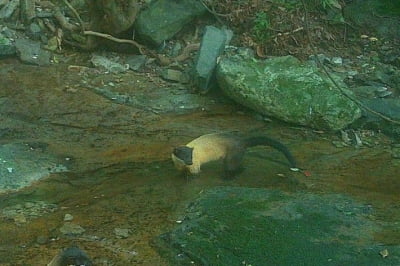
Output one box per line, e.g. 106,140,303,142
0,59,399,265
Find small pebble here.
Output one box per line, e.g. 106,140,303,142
36,235,48,245
64,213,74,221
114,228,130,239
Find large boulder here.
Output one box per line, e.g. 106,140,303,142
89,0,140,35
15,38,51,65
134,0,206,46
216,55,362,131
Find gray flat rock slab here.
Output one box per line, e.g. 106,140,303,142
0,142,67,194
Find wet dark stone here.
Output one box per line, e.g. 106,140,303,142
353,98,400,138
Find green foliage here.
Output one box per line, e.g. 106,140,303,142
0,34,11,45
252,12,271,43
250,0,346,43
320,0,341,10
377,0,400,16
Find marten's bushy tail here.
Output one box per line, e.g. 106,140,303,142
244,137,297,168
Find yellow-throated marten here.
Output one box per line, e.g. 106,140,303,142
171,133,298,177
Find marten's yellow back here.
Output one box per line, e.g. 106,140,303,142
187,133,236,169
172,133,240,175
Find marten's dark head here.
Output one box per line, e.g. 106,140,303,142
58,246,92,266
173,146,193,165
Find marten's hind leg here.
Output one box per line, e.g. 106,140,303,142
223,149,245,179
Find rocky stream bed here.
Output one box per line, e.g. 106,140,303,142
0,58,399,265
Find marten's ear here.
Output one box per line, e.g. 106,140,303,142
173,146,193,165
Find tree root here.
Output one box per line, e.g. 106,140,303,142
39,1,79,32
83,30,199,66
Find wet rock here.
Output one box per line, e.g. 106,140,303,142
36,235,49,245
352,85,379,99
344,0,400,40
332,140,348,148
309,54,344,66
216,55,361,131
1,201,58,223
48,246,92,266
20,0,36,23
15,38,51,65
376,89,393,98
91,54,128,73
331,56,343,65
161,68,188,83
154,187,400,265
50,164,68,173
135,0,206,46
0,0,19,19
356,63,400,91
88,82,219,113
114,228,130,239
170,42,182,57
126,54,147,71
64,213,74,221
44,36,59,51
27,22,42,41
0,32,16,56
192,25,230,93
0,143,68,194
59,222,86,236
24,202,35,208
391,144,400,159
12,213,27,224
353,98,400,138
308,53,331,65
352,85,392,99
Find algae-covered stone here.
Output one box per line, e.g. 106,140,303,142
216,55,361,131
154,187,400,266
